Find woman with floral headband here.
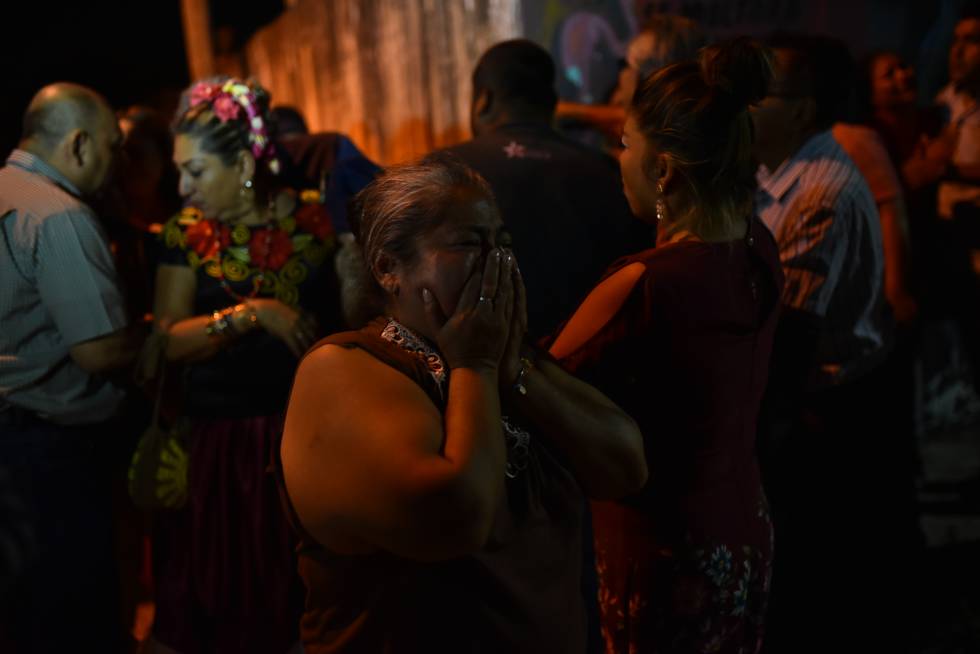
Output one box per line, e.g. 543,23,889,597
147,77,340,654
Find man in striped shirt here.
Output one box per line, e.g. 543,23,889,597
0,83,138,651
751,36,899,654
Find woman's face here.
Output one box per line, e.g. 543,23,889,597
619,115,660,223
870,53,916,110
389,191,512,339
173,133,248,220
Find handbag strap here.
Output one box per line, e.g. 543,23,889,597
134,331,170,425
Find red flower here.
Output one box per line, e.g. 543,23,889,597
217,224,231,249
189,83,219,107
185,219,221,259
249,228,293,270
212,95,241,122
294,202,334,240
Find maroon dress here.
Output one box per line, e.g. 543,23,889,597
558,219,783,654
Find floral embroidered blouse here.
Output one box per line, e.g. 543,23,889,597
159,191,341,418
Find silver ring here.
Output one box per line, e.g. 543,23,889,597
478,295,494,307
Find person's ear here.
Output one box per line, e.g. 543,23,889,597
644,153,674,191
237,150,257,188
471,88,494,131
374,252,401,297
67,129,88,168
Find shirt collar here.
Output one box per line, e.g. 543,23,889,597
757,130,835,203
493,120,557,136
6,149,83,197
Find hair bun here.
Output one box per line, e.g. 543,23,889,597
699,37,774,111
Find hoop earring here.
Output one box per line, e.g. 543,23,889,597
655,183,666,222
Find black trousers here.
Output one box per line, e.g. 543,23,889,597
759,353,923,654
0,408,122,653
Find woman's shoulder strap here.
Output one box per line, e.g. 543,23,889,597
306,317,446,408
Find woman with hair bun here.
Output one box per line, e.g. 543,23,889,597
148,77,341,654
550,38,783,653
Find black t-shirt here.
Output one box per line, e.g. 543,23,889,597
442,123,649,339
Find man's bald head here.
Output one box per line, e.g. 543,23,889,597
21,83,112,153
19,83,121,196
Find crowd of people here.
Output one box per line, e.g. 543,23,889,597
3,7,980,654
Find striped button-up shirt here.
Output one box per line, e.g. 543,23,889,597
756,130,891,389
0,149,127,424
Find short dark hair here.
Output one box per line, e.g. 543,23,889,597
472,39,558,113
855,50,904,123
766,33,857,129
121,105,173,163
631,37,773,235
271,105,309,137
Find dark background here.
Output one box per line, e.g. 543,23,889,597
2,0,284,159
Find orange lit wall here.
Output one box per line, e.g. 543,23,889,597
245,0,521,165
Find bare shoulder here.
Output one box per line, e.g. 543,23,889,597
550,261,647,359
291,342,433,408
282,342,446,552
283,342,443,477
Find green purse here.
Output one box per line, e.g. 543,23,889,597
127,332,191,510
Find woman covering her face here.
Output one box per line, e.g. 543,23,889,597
550,38,783,653
278,154,646,653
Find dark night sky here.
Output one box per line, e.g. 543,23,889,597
3,0,284,159
3,1,187,158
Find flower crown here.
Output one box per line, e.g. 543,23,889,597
189,79,281,175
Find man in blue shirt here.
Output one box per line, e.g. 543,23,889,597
0,82,139,652
751,36,908,654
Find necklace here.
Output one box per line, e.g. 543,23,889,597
380,318,531,478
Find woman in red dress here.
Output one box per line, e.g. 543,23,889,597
550,38,783,654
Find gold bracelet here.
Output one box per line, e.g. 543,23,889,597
229,303,258,333
205,310,232,338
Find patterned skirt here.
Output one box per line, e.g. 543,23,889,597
592,500,772,654
152,414,303,654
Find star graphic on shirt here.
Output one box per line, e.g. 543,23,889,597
503,140,526,159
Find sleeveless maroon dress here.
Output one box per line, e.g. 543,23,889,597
274,318,589,653
558,219,784,654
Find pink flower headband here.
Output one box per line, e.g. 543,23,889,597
189,79,281,175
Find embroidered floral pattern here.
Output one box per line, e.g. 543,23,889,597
380,319,446,393
595,529,772,654
162,194,334,308
705,545,734,586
